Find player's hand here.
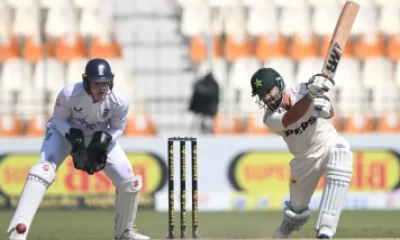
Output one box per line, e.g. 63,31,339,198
65,128,84,153
307,74,335,99
87,131,112,152
86,131,112,173
313,96,332,119
65,128,90,172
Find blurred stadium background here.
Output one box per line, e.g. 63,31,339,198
1,0,400,136
1,0,400,239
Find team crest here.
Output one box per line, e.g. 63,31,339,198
98,65,105,75
102,108,110,118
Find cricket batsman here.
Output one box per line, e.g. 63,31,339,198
250,68,353,239
7,58,149,240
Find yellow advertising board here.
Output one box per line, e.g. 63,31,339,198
0,152,167,209
228,150,400,210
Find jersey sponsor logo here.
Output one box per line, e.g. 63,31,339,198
77,119,100,130
284,116,317,137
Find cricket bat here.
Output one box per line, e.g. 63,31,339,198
321,1,360,81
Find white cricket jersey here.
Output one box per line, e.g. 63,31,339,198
47,82,129,143
263,83,339,159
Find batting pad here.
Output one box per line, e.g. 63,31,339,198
115,176,143,239
316,146,353,235
8,162,56,237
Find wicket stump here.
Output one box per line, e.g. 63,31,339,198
167,137,198,239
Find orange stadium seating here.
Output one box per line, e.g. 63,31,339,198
0,0,400,136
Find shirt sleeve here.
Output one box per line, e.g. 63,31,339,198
52,89,72,136
106,100,129,141
263,111,285,132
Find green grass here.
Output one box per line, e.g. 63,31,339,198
1,210,399,239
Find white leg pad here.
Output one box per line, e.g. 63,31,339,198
316,147,353,236
115,175,142,240
7,162,56,238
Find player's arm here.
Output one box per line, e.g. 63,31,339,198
282,75,335,127
282,96,312,128
84,98,129,173
52,89,73,136
264,111,285,133
106,100,129,142
52,89,89,170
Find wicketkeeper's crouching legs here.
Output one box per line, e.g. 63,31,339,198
8,129,149,240
102,143,149,240
316,146,353,238
114,176,149,240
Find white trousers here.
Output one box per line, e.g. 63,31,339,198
288,136,350,212
40,129,134,187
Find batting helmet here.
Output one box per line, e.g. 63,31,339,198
82,58,114,94
250,68,285,97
